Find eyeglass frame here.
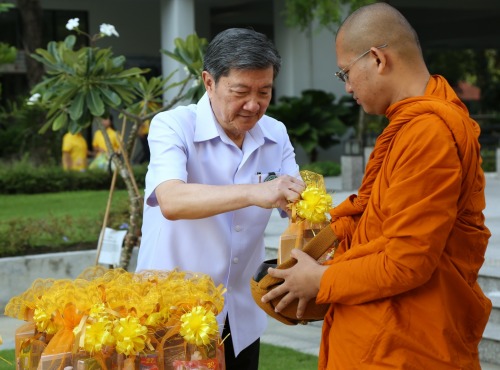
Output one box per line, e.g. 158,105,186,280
334,44,388,83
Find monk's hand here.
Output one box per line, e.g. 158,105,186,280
261,249,328,319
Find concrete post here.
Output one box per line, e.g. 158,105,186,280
160,0,195,103
341,155,363,191
496,147,500,176
364,146,374,172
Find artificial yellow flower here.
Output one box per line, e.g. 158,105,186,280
179,306,218,346
113,316,148,356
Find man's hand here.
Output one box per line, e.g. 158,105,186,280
261,249,329,318
256,175,305,210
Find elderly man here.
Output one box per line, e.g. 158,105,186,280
263,3,491,369
136,28,304,369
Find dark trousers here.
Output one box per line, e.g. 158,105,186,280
222,317,260,370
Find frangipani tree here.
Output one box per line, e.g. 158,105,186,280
29,18,206,268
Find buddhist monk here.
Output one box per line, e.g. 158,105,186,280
262,3,492,369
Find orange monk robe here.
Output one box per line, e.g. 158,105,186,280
317,75,492,369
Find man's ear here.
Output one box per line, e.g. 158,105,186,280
202,71,214,92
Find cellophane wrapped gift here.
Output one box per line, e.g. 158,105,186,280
278,170,333,264
4,266,226,370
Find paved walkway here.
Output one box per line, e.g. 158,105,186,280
1,174,499,368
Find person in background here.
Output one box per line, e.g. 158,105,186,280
137,119,150,163
61,131,88,171
92,114,120,155
136,28,305,370
262,3,491,369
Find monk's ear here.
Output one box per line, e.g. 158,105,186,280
370,47,387,75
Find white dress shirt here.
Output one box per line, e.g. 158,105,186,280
136,93,299,355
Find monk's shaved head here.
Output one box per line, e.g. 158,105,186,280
334,3,430,115
337,3,423,64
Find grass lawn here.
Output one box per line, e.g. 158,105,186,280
0,190,129,221
0,350,13,370
0,343,318,370
0,190,130,256
260,343,318,369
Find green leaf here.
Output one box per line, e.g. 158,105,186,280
64,35,76,50
161,49,185,65
68,91,85,120
47,41,63,65
38,119,53,134
67,119,82,134
111,55,126,69
99,87,122,106
86,89,105,116
0,42,16,64
52,112,68,131
116,67,145,79
31,49,57,68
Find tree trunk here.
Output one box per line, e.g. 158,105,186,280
16,0,44,88
118,164,142,270
97,119,143,270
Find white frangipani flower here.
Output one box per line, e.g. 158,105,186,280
66,18,79,31
27,93,41,105
99,23,119,37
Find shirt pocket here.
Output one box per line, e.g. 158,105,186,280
252,170,281,183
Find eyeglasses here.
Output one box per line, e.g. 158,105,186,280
334,44,388,83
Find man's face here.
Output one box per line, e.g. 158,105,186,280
203,67,274,143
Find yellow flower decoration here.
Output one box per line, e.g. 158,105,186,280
296,187,332,224
84,320,116,353
113,316,148,356
89,303,108,320
144,311,164,327
33,307,59,335
179,306,218,346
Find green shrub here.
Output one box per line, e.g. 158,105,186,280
267,90,357,163
300,161,341,177
481,148,496,172
0,161,147,194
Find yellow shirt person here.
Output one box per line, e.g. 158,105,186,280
89,115,120,171
62,132,88,171
92,115,120,154
92,128,120,153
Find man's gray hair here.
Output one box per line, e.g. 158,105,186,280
203,28,281,83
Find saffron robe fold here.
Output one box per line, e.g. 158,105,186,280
318,75,492,369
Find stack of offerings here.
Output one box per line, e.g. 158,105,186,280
5,266,226,370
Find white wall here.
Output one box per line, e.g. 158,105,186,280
273,0,347,101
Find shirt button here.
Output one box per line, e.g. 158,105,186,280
234,225,242,232
233,257,239,264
